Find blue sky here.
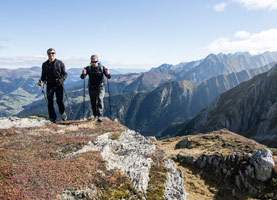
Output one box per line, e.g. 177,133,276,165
0,0,277,70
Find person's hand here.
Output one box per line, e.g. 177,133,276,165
105,69,110,75
38,80,42,86
82,69,87,75
59,78,65,85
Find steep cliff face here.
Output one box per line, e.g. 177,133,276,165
189,63,272,115
0,117,186,200
133,80,197,136
176,64,277,147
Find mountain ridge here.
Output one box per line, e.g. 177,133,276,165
170,63,277,148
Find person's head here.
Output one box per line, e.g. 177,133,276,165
47,48,56,62
90,55,99,67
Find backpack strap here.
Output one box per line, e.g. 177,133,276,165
54,59,64,79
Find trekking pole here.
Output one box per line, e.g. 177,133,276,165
61,83,74,116
40,81,48,105
39,81,49,118
83,78,85,120
107,78,112,119
56,72,74,117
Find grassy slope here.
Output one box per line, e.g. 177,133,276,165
155,129,277,200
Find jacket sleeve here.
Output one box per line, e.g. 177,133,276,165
60,61,67,80
103,66,111,79
80,67,88,79
40,63,46,82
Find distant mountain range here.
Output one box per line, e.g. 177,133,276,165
19,61,274,138
160,63,277,148
109,51,277,94
102,63,273,136
2,51,277,141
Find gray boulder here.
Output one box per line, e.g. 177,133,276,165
175,137,191,149
250,149,275,182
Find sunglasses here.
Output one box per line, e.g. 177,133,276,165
91,61,98,63
47,52,56,55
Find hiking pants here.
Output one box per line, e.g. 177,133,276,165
47,84,65,120
88,86,105,117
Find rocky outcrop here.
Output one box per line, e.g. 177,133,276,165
73,129,186,200
0,117,187,200
250,150,275,182
0,116,48,129
177,149,277,199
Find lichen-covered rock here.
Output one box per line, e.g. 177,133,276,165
0,116,48,128
73,129,187,199
58,185,98,200
176,148,276,199
76,130,156,195
163,158,187,200
250,149,274,182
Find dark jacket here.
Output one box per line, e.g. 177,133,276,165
80,65,111,88
40,59,67,84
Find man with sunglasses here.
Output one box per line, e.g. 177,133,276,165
38,48,67,123
81,55,111,122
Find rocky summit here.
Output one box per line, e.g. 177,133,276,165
0,117,186,200
1,117,277,200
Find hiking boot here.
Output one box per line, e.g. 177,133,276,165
50,118,56,123
62,112,67,121
97,117,102,122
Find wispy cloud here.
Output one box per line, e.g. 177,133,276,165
0,56,45,68
203,28,277,54
0,56,89,69
231,0,277,10
0,56,150,70
234,31,250,38
214,2,227,12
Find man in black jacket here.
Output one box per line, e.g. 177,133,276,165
38,48,67,123
80,55,111,122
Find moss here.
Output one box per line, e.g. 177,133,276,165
99,175,142,200
108,130,124,140
272,177,277,187
146,163,169,200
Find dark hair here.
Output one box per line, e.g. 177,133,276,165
47,48,56,53
91,55,98,60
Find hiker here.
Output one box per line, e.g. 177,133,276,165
80,55,111,122
38,48,67,123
